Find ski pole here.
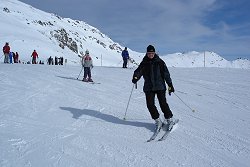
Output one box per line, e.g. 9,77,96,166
77,67,84,80
173,92,195,112
123,84,135,120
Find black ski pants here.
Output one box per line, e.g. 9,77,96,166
123,58,128,68
145,90,173,120
84,67,91,79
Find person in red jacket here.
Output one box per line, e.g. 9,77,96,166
31,50,38,64
3,42,10,63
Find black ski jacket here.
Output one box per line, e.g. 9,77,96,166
133,54,172,92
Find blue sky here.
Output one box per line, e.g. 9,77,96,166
19,0,250,60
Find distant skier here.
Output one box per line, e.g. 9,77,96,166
121,47,129,68
48,56,52,65
60,57,64,65
31,50,38,64
132,45,176,132
3,42,10,63
55,56,58,65
80,50,93,82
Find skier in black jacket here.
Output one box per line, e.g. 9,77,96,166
132,45,175,132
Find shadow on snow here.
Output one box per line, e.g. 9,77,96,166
56,75,79,81
60,107,154,132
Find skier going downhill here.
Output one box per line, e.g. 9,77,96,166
132,45,177,140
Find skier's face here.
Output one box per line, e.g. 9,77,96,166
147,52,155,59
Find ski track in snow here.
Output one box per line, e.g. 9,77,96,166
0,64,250,167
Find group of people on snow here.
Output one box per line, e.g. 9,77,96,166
2,42,65,65
47,56,64,65
78,45,176,131
2,42,38,64
2,42,19,64
3,41,176,130
81,44,176,130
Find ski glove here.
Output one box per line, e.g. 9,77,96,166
132,76,138,84
168,83,175,96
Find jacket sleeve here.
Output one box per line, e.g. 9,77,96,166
90,59,93,67
81,56,85,67
132,62,144,80
161,61,172,85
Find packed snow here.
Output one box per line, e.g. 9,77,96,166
0,63,249,167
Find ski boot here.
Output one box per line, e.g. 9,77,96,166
163,117,175,131
88,78,93,82
82,78,88,82
154,118,162,132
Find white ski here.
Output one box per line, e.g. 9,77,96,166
158,119,179,141
147,128,161,142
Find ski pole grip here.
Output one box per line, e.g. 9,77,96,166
135,83,137,89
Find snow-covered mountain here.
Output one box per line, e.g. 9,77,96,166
1,0,250,68
0,0,141,66
163,51,250,69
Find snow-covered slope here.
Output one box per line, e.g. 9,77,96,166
0,0,141,66
1,0,250,68
0,63,250,167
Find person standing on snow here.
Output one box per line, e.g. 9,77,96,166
80,50,93,82
121,47,129,68
31,50,38,64
14,52,19,63
132,45,175,132
3,42,10,63
9,52,14,64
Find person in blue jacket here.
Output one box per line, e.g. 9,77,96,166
9,52,13,64
121,47,129,68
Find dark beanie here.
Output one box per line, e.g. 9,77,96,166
147,45,155,52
